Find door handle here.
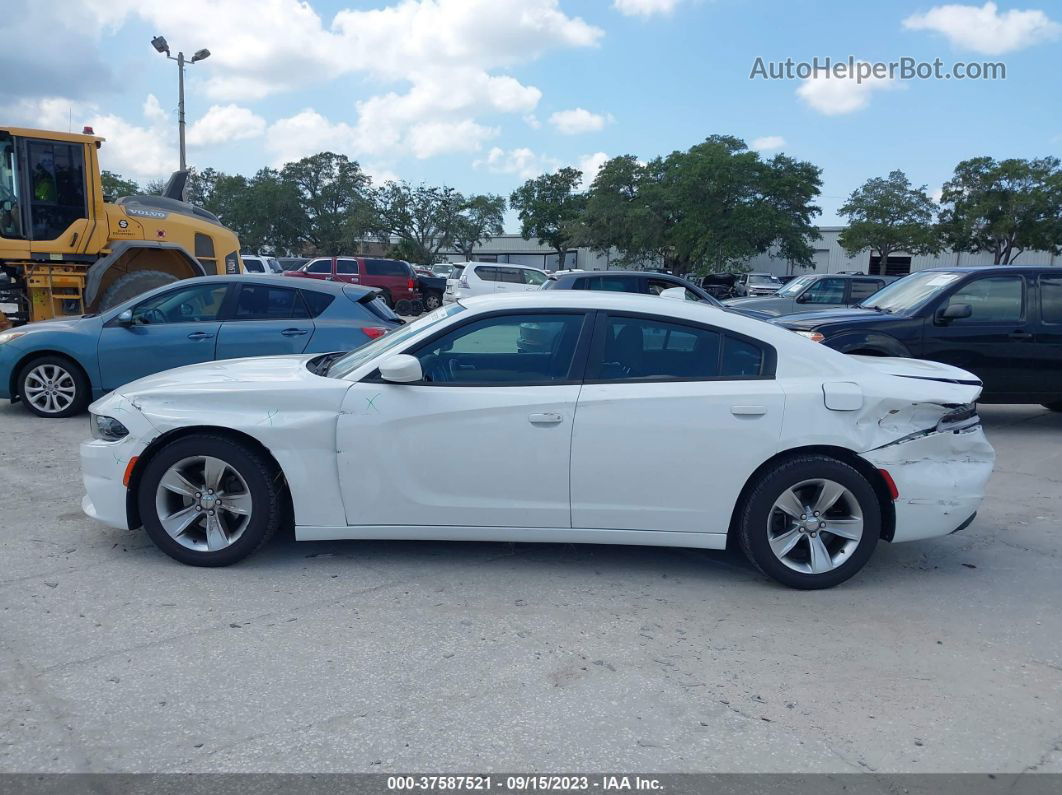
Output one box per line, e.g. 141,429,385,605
731,405,767,416
187,331,215,340
281,328,309,336
1009,330,1033,341
529,412,563,424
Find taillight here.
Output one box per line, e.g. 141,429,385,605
362,326,388,340
407,278,415,289
459,277,469,288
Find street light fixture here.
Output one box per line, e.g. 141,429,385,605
150,35,210,172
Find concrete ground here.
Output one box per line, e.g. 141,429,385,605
0,402,1059,774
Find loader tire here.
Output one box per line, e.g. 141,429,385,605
99,270,180,311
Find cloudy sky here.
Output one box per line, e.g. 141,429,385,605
3,0,1059,225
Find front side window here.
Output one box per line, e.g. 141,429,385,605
522,269,548,286
233,285,307,320
131,284,229,325
589,315,769,381
801,278,846,304
413,313,585,384
305,259,333,274
26,140,86,241
945,276,1023,323
242,258,264,273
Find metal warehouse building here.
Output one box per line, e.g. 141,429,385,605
438,228,1058,275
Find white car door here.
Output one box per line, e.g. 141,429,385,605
336,311,592,528
570,313,785,534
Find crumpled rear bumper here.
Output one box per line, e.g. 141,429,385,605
863,426,995,543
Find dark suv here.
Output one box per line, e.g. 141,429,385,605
285,257,418,309
775,266,1062,408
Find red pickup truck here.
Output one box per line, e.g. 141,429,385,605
284,257,418,309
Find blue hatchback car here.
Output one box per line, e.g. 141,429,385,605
0,275,401,418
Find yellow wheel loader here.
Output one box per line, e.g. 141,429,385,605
0,126,242,325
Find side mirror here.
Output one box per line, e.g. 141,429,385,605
657,286,687,301
117,309,133,326
378,354,423,383
939,302,972,321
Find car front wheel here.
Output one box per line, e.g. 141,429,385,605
737,455,880,589
19,356,90,418
138,434,282,566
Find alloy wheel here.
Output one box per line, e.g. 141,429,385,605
154,456,254,552
766,478,864,574
24,363,77,414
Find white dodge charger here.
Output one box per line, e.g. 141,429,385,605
81,292,995,589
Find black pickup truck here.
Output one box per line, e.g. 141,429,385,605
415,273,446,312
774,266,1062,408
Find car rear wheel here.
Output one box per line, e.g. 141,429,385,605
18,355,90,418
138,434,282,566
737,455,880,589
422,290,442,311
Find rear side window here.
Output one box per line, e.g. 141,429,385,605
590,315,770,381
305,259,332,274
366,259,409,277
1042,275,1062,325
234,284,308,320
337,259,359,274
474,266,501,282
301,290,335,318
849,279,884,302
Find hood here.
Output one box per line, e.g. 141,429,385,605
724,296,786,314
116,354,333,399
6,314,100,337
773,307,905,330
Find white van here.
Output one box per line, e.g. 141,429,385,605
444,263,549,304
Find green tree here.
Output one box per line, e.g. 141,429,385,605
452,194,506,260
578,136,822,274
371,182,464,264
939,156,1062,264
510,167,586,269
100,170,140,199
837,169,940,274
281,152,372,255
143,178,166,195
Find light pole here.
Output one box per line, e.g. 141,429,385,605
150,36,210,172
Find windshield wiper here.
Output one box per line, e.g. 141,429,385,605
311,352,345,376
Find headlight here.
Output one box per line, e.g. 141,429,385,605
0,330,27,345
794,330,825,343
90,414,129,441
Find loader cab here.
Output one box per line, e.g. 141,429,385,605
0,128,101,259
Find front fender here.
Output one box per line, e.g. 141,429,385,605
825,331,912,358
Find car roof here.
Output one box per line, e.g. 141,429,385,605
917,265,1059,273
177,274,376,297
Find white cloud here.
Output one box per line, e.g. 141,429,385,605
576,152,610,182
796,63,899,115
613,0,682,17
903,2,1061,55
264,110,359,166
549,108,613,134
474,147,562,179
523,114,542,129
187,105,266,147
407,119,499,159
750,135,786,152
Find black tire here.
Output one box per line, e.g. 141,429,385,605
737,455,881,590
138,434,282,567
18,355,91,418
422,290,442,311
99,270,179,311
1043,401,1062,412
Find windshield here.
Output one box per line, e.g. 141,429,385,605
327,303,466,378
748,274,779,285
775,275,815,297
859,271,961,313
